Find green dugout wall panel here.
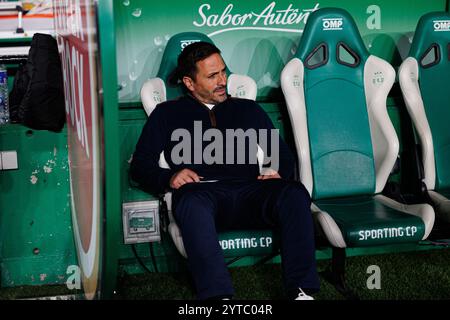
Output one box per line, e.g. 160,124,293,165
0,125,77,287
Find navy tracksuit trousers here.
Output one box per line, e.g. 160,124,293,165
172,178,320,299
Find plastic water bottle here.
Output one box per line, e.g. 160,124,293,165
0,64,10,124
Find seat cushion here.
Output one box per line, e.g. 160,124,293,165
315,195,425,247
291,8,377,199
437,188,450,200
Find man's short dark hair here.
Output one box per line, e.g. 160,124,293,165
175,41,221,81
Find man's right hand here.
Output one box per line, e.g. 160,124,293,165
170,169,202,189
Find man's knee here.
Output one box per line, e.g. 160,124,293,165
279,181,311,206
174,191,216,218
275,181,313,225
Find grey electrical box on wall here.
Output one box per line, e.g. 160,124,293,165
122,200,160,244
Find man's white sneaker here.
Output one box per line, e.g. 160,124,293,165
294,288,314,300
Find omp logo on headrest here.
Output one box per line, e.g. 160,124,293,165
322,18,343,31
433,20,450,31
180,39,201,50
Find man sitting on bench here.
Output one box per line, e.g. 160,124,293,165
130,41,319,300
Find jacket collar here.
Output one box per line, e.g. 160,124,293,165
184,93,232,111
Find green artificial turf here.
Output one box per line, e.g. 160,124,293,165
2,249,450,300
116,248,450,300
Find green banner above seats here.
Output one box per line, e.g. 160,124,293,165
114,0,447,103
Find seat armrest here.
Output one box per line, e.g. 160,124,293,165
280,58,313,196
364,55,397,193
163,192,174,221
398,57,436,190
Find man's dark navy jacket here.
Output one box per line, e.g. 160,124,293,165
130,95,295,195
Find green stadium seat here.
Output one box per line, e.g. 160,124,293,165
140,32,257,116
280,8,435,296
139,32,275,262
399,12,450,223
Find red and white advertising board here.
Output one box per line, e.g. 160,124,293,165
54,0,102,300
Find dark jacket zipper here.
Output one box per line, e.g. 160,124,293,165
186,93,220,128
208,109,217,128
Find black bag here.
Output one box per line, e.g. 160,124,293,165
9,33,65,132
9,62,30,123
